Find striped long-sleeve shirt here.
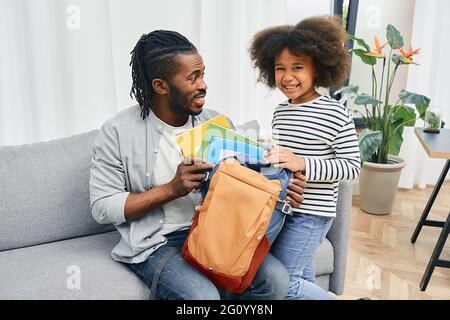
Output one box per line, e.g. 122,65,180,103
272,95,361,217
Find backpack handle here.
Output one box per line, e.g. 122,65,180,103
234,153,292,200
200,154,292,202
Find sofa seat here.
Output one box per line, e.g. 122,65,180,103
0,231,149,300
0,229,334,300
314,238,334,277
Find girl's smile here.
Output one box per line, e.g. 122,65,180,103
274,48,320,104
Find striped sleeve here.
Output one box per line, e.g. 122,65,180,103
304,117,361,182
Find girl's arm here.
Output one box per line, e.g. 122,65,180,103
265,119,361,182
305,119,361,181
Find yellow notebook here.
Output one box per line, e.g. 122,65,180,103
176,114,231,157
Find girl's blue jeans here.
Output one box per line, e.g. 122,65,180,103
269,212,336,300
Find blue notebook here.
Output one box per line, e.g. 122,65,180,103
207,137,266,164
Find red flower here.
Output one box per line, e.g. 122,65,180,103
364,36,386,58
399,46,421,64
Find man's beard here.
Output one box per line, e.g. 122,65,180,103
167,83,205,116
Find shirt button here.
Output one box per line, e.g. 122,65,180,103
145,172,150,177
160,237,165,243
154,148,158,153
159,219,163,224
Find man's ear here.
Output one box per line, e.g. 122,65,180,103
152,78,169,95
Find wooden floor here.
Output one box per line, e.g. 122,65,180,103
339,182,450,300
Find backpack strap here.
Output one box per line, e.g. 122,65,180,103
270,168,293,216
239,154,293,216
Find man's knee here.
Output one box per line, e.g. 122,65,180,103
266,257,289,299
179,282,221,300
252,253,289,299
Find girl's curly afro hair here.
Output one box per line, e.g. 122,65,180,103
249,15,350,90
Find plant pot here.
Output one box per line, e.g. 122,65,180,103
359,155,406,215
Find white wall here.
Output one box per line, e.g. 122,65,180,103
286,0,332,24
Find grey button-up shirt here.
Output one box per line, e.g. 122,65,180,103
89,105,225,263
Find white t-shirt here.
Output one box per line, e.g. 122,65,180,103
149,111,201,228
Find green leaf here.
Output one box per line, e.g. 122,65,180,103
354,94,383,105
399,90,431,119
392,53,405,65
399,90,430,105
388,126,404,156
358,129,382,163
392,105,416,127
334,84,359,104
387,106,416,156
416,103,429,120
348,35,371,51
386,24,404,49
351,49,377,66
426,111,442,129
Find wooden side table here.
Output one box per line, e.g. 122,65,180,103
411,128,450,291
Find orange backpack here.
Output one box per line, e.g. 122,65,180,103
181,156,292,293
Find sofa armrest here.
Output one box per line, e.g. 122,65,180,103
326,180,353,295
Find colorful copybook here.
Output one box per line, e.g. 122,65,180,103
196,123,261,161
206,137,266,164
175,114,231,157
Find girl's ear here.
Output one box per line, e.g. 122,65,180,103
152,79,169,95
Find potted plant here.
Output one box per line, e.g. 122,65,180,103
337,25,442,215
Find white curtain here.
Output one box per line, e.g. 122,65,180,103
0,0,117,146
198,0,287,135
398,0,450,188
0,0,330,146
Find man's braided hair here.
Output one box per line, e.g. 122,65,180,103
130,30,197,119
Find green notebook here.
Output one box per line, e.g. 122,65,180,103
196,123,262,160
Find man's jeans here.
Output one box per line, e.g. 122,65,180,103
271,213,336,300
127,229,289,300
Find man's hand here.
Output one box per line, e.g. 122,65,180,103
168,157,214,198
286,172,307,209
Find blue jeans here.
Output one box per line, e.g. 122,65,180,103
127,229,289,300
266,208,286,245
271,213,336,300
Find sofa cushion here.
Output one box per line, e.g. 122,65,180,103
0,231,333,299
315,274,330,291
0,130,114,251
314,238,334,276
0,231,148,299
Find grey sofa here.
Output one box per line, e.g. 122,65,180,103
0,130,353,299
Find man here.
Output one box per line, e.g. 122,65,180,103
89,30,307,300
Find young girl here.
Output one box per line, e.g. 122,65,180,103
250,16,361,299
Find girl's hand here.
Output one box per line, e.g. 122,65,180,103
264,147,306,172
